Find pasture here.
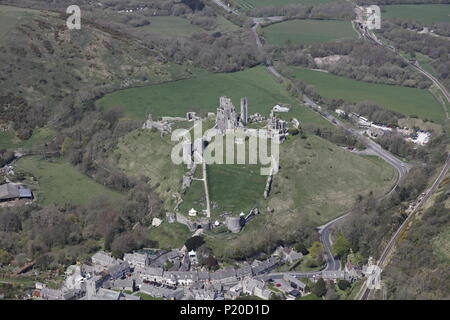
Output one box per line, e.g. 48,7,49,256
234,0,335,10
288,67,445,123
0,127,55,150
14,156,122,206
382,4,450,24
96,66,328,126
263,19,357,46
138,16,204,36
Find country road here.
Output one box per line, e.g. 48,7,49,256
247,6,413,274
212,1,448,285
355,25,450,300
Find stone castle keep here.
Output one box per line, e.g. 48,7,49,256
215,96,248,134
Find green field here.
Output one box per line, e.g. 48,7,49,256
263,20,357,46
178,179,206,215
207,164,267,216
138,15,239,37
138,16,204,36
14,157,122,205
288,67,445,123
383,4,450,24
148,222,192,250
0,127,55,150
97,66,328,125
234,0,335,9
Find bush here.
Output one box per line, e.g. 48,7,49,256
337,279,351,291
312,278,327,297
185,236,205,251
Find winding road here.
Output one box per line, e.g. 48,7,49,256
355,25,450,300
249,17,412,274
211,1,449,287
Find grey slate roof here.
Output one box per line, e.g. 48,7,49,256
236,266,253,278
142,267,163,277
0,184,19,200
210,268,237,281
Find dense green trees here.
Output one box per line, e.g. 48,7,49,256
332,233,351,258
384,191,450,299
185,236,205,252
312,278,327,297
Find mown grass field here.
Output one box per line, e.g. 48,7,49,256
207,164,267,216
382,4,450,24
14,156,122,206
263,20,357,46
96,66,328,126
288,67,445,123
234,0,335,9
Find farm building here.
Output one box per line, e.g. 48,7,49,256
0,183,33,202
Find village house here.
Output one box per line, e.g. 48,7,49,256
139,283,184,300
162,271,178,286
64,265,85,290
283,274,307,294
173,271,199,286
235,265,253,279
210,268,238,285
91,251,117,267
273,246,303,264
111,279,134,292
241,277,271,300
0,183,33,202
123,252,149,269
139,267,164,283
197,271,210,284
251,257,279,275
107,261,130,280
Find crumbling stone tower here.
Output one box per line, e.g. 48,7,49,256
240,97,248,125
